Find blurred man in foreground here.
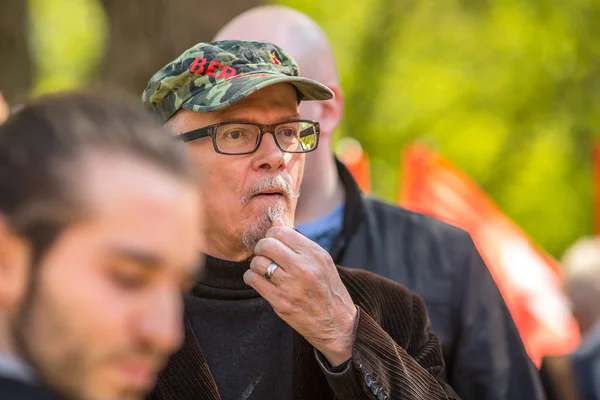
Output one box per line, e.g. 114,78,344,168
143,40,459,400
0,91,203,400
563,237,600,399
214,6,544,400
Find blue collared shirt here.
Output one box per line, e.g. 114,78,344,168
0,352,36,384
296,204,345,253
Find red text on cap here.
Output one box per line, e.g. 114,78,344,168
189,57,237,80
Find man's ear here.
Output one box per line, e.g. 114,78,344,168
317,84,344,140
0,215,30,310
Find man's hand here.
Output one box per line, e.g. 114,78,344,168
243,218,357,366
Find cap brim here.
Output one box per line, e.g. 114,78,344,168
180,73,334,113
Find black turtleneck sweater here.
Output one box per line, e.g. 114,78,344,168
186,255,294,400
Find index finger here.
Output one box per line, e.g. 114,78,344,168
265,219,320,254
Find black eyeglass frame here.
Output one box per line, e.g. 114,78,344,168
175,120,320,155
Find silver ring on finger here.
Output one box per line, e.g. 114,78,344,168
264,262,279,281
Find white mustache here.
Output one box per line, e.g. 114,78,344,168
241,175,299,205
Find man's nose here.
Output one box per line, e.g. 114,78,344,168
252,132,286,171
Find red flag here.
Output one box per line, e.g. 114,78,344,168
400,143,580,367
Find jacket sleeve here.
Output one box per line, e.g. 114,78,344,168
315,294,461,400
448,236,545,400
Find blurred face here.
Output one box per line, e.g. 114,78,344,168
4,153,202,400
171,83,304,260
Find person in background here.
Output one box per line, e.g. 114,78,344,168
0,91,203,400
562,236,600,400
214,6,545,400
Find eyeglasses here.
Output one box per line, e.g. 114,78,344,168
175,120,320,155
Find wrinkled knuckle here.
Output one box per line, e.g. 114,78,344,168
317,251,334,266
303,267,320,283
275,273,287,285
243,270,256,285
253,240,265,254
250,255,267,269
314,245,328,257
254,238,272,254
288,288,305,304
275,298,293,316
267,226,284,238
262,237,279,251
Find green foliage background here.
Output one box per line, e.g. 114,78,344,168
278,0,600,258
28,0,600,257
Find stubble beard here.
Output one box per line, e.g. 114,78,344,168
11,267,164,400
241,202,286,254
11,271,91,400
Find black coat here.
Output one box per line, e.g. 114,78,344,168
149,266,460,400
330,159,545,400
0,375,64,400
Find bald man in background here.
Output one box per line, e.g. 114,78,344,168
215,6,544,400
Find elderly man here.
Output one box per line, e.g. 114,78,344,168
562,237,600,400
142,40,458,400
0,91,202,400
213,6,544,400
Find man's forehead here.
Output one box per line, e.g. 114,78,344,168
215,103,300,121
73,153,196,231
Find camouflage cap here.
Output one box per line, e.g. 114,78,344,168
142,40,334,122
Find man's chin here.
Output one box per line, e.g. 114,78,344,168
248,199,288,219
81,369,158,400
242,203,289,252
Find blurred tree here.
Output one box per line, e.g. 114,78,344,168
98,0,263,95
280,0,600,257
17,0,600,257
28,0,107,95
0,0,31,105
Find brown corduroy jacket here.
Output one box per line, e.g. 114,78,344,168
148,266,460,400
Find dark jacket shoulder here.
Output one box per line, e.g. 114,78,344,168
335,159,544,400
342,194,477,294
0,376,64,400
363,194,473,257
365,194,459,231
333,156,474,276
